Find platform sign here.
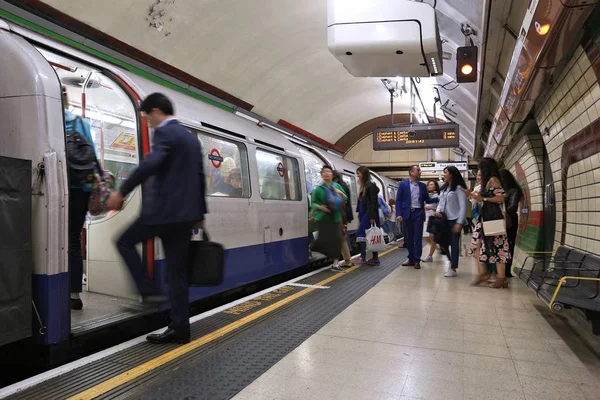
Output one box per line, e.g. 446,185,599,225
419,162,468,172
373,123,459,150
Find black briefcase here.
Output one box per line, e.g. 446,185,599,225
188,230,225,287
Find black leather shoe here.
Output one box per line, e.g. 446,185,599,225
146,328,190,344
414,262,421,270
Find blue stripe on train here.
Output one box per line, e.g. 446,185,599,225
32,272,70,344
156,236,309,302
33,236,309,344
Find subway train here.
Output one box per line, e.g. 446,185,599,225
0,16,399,358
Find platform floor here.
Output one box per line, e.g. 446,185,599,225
234,246,600,400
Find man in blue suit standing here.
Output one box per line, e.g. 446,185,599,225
106,93,207,344
396,165,432,269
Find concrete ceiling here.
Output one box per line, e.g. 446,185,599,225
38,0,522,155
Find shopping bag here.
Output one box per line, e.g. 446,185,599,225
88,170,116,216
188,229,225,286
366,224,386,253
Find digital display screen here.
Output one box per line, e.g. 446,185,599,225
372,123,460,150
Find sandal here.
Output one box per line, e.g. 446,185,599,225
489,278,509,289
471,273,491,286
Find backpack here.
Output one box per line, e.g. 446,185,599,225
321,184,342,212
66,117,98,185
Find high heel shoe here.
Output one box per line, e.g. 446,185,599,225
471,273,490,286
489,277,508,289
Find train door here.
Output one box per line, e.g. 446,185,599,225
37,49,146,316
254,147,305,271
543,147,556,253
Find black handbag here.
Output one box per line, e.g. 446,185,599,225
188,229,225,286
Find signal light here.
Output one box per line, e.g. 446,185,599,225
456,46,478,83
535,22,550,35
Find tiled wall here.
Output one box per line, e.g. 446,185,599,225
503,132,545,269
533,36,600,256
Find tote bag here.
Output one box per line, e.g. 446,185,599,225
366,224,386,252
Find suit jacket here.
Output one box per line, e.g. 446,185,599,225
395,179,432,220
120,120,207,225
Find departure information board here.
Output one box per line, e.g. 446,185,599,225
372,123,460,150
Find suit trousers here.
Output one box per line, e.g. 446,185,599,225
404,209,425,262
117,219,194,331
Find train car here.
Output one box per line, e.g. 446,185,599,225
380,175,399,203
0,19,310,358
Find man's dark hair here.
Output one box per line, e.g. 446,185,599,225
410,165,419,173
321,165,333,173
139,93,174,115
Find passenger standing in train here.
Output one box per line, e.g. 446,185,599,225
467,158,511,289
396,165,433,269
356,166,381,266
311,166,347,271
386,198,397,242
499,169,522,278
106,93,207,344
422,180,440,263
63,86,95,311
436,167,467,277
333,171,354,268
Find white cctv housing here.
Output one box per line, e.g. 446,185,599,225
327,0,443,77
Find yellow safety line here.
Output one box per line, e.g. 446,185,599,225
68,246,398,399
548,275,600,310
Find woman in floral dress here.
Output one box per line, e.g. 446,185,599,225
466,158,511,289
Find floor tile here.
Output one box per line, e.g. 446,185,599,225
509,347,562,364
401,375,463,400
519,375,589,400
463,341,511,358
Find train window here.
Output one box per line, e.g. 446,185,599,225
196,131,250,198
297,147,325,195
342,174,358,203
37,48,140,220
256,149,301,201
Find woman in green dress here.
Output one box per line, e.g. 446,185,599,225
311,165,348,271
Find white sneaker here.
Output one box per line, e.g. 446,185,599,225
422,256,433,262
444,268,457,277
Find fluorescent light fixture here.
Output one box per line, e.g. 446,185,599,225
235,111,260,124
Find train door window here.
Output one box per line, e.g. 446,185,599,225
342,174,358,202
387,186,396,201
196,131,250,198
37,48,140,219
297,147,325,195
256,149,301,200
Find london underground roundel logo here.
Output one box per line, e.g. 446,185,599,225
208,148,223,168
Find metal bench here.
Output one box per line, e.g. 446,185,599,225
515,246,571,286
517,247,600,334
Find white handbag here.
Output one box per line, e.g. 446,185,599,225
482,202,507,237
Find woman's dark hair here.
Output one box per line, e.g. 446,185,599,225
356,166,372,184
321,165,333,173
332,170,342,183
499,169,520,192
140,93,174,115
426,180,440,193
441,166,467,192
478,157,500,193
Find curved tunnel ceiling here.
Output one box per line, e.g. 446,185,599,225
37,0,488,154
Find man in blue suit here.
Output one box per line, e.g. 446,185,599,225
106,93,207,344
396,165,432,269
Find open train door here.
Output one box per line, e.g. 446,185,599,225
0,156,32,346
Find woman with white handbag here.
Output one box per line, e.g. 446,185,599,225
466,158,511,289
